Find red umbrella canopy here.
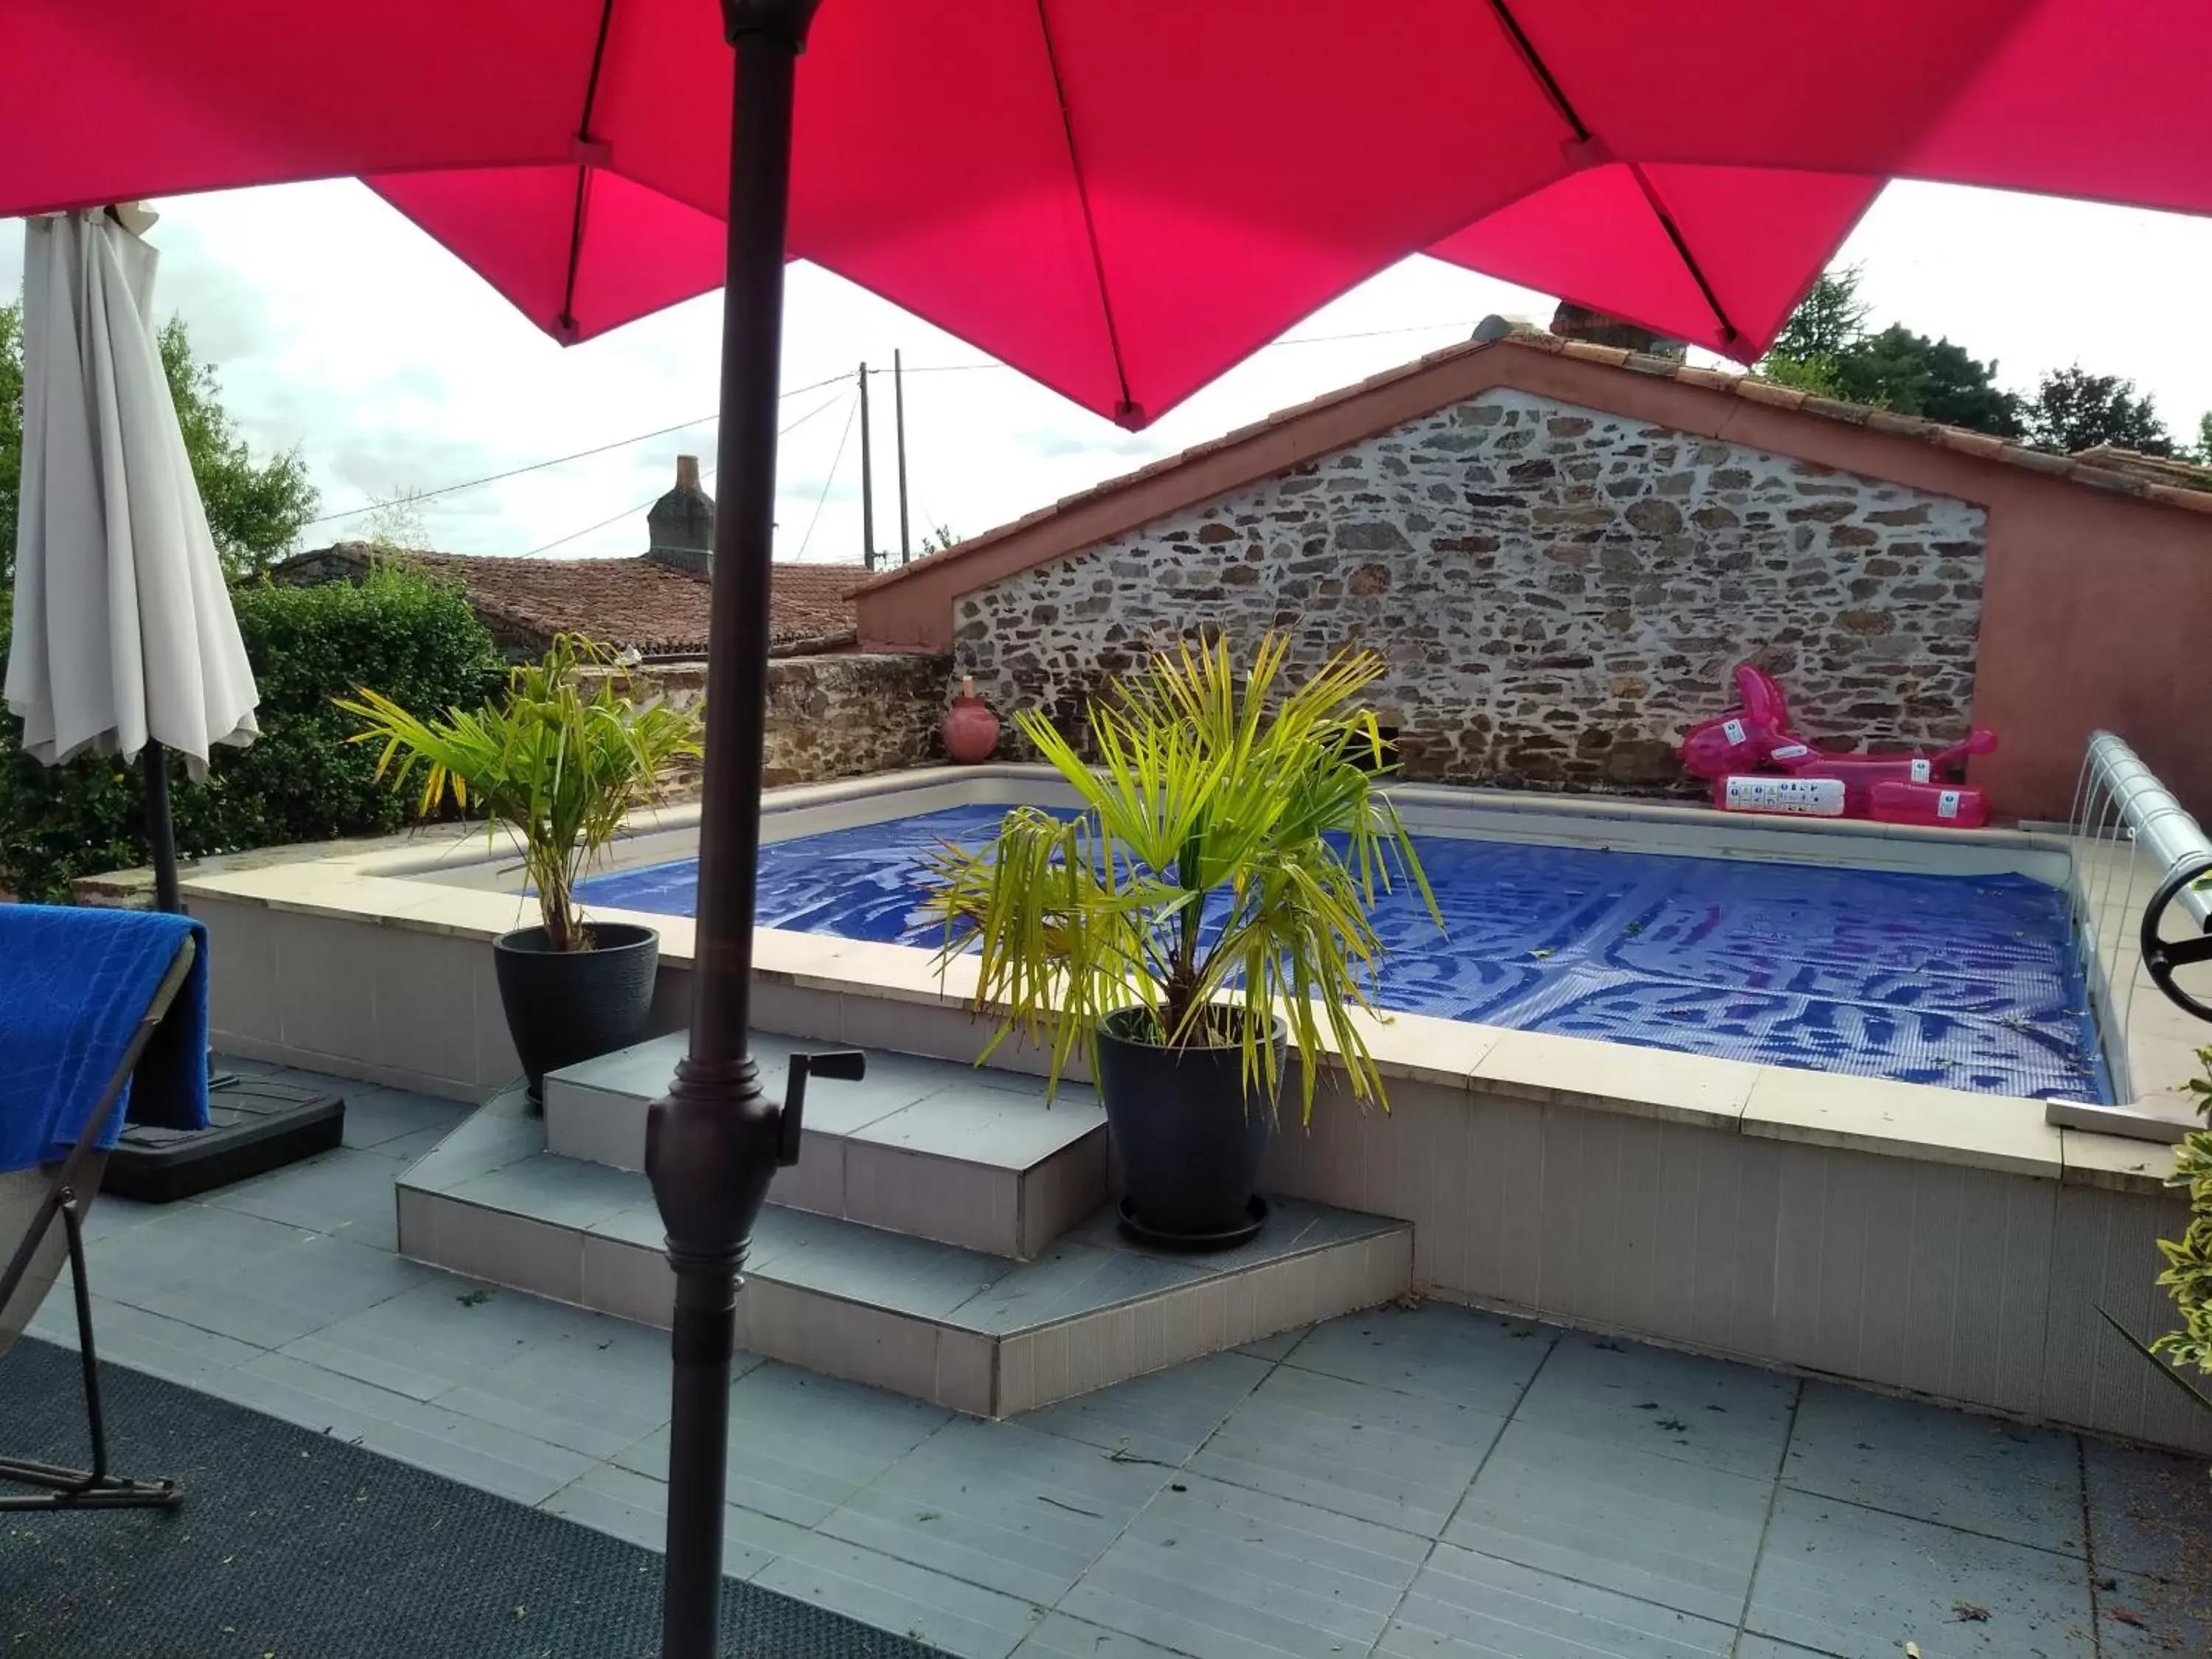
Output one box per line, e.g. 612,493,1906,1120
9,0,2211,425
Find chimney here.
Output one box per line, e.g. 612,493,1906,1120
647,455,714,576
1547,300,1688,360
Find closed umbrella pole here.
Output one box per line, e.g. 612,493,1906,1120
644,4,818,1652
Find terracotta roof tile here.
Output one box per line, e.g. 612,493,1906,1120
290,545,864,657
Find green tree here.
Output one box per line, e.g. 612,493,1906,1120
1757,269,1868,397
2021,364,2175,456
2194,411,2212,466
0,300,317,584
1760,267,2025,439
1830,325,2024,438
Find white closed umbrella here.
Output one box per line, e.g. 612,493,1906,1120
7,206,260,909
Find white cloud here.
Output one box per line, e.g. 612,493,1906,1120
7,177,2209,570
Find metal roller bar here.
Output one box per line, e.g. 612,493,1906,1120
2085,731,2212,933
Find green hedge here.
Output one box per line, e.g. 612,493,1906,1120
0,564,502,902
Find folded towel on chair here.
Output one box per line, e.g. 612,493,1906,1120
0,905,211,1175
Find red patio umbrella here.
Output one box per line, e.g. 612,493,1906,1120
9,4,2212,1654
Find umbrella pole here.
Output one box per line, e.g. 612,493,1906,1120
647,4,821,1655
143,740,181,914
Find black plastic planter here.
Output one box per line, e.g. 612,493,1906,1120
492,922,660,1106
1095,1006,1287,1250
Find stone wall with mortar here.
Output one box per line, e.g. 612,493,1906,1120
583,652,954,791
954,389,1988,792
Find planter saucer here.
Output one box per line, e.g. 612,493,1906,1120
1116,1194,1267,1252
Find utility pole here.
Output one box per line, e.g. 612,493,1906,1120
894,348,911,563
857,360,874,571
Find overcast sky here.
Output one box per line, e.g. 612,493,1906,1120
7,180,2211,567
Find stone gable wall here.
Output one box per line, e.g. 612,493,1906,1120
953,389,1987,792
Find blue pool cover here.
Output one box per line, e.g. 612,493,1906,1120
577,804,2109,1102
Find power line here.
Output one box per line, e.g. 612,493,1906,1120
309,369,858,528
796,390,862,560
521,383,852,557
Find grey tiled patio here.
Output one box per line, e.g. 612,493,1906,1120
19,1056,2212,1658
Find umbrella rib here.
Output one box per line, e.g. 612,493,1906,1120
1482,0,1739,347
557,0,622,339
1032,0,1138,425
1625,162,1740,347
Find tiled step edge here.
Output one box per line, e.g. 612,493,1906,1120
397,1180,1410,1418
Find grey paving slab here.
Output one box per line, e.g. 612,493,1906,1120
1059,1473,1429,1659
1745,1488,2096,1659
540,1462,807,1582
821,1416,1169,1605
616,1360,949,1527
1285,1301,1554,1416
87,1200,319,1304
1444,1417,1771,1626
1015,1349,1272,1467
379,1120,464,1163
481,1315,673,1411
947,1239,1208,1336
1512,1330,1799,1483
37,1293,265,1383
754,1531,1043,1659
339,1085,469,1151
433,1368,664,1462
1012,1613,1193,1659
108,1229,425,1352
1782,1381,2086,1554
2100,1567,2212,1658
277,1273,602,1400
1731,1638,1837,1658
214,1350,419,1442
1234,1328,1305,1361
1189,1360,1504,1537
2082,1435,2212,1583
1377,1540,1737,1658
206,1148,410,1249
358,1395,598,1506
77,1192,159,1242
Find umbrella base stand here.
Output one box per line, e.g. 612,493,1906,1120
103,1076,345,1204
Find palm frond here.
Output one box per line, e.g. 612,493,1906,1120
335,634,703,950
925,633,1441,1110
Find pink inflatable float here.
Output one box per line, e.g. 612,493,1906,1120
1678,664,1996,827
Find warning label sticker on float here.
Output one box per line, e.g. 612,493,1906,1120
1912,759,1933,783
1722,718,1747,747
1722,776,1848,816
1938,789,1961,819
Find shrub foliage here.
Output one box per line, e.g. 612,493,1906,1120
0,564,501,901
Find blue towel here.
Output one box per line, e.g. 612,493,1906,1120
0,904,210,1175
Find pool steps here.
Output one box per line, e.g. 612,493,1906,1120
395,1034,1410,1416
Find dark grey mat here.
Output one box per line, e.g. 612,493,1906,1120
1,1338,944,1659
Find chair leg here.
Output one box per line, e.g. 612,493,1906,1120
0,1191,181,1512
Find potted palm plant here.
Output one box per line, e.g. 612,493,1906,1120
925,634,1438,1249
338,634,704,1105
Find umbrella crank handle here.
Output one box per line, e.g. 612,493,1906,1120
779,1050,867,1166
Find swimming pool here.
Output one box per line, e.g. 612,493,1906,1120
577,802,2109,1102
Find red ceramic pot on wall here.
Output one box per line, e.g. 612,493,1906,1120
942,675,1000,764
